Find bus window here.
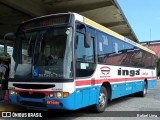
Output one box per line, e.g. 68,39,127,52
111,38,125,65
75,32,95,77
121,43,134,66
97,31,113,64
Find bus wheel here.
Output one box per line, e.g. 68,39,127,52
138,81,147,97
92,86,108,112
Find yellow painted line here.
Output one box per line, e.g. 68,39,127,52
84,17,124,40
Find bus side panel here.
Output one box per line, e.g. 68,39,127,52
132,81,143,94
111,80,144,99
125,82,133,95
75,89,83,109
88,86,100,105
75,86,99,109
148,79,157,89
82,88,90,107
111,82,126,99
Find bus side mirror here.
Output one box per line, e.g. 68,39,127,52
4,32,15,55
84,33,91,48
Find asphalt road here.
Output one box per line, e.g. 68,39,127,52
0,80,160,120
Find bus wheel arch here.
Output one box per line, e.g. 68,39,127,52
91,82,112,113
91,86,108,112
136,79,148,97
143,79,148,96
102,82,112,101
144,79,148,89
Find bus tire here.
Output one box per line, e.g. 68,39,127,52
138,81,147,97
92,86,108,113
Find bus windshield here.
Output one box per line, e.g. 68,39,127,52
13,27,73,79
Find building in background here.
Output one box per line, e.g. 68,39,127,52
140,40,160,57
141,40,160,79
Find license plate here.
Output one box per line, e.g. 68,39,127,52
46,100,60,105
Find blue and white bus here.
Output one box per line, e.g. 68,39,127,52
6,13,157,112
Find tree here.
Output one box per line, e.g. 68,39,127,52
157,57,160,77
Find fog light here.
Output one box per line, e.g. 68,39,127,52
9,90,17,95
48,92,69,98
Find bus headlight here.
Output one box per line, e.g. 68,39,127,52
9,90,17,95
56,92,63,98
49,92,69,98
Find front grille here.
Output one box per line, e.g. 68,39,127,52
20,101,46,108
19,92,45,99
13,83,55,89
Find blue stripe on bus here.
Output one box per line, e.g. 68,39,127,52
148,79,157,89
8,86,101,110
8,79,156,110
111,79,157,99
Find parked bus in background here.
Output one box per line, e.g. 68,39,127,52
4,13,157,112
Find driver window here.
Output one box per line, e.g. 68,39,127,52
75,32,95,77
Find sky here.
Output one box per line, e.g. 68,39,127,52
116,0,160,42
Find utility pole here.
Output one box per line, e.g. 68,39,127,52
150,28,152,41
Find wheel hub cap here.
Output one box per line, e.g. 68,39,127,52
99,93,106,107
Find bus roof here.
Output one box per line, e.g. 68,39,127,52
81,15,156,55
20,12,156,55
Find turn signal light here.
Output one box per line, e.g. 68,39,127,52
63,92,69,98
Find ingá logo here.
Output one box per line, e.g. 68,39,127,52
100,66,111,75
